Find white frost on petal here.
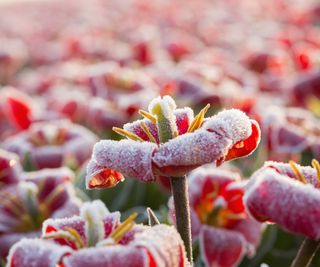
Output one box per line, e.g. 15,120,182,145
62,246,148,267
153,130,231,168
148,95,177,117
244,168,320,239
132,225,186,267
7,238,72,267
263,161,319,188
203,109,252,144
81,200,109,246
199,226,246,267
174,107,194,122
93,139,157,182
43,215,82,235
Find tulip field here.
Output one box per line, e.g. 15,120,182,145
0,0,319,266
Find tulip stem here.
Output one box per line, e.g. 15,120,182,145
170,176,193,264
291,238,320,267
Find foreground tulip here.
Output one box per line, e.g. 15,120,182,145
86,95,260,189
86,95,260,262
244,160,320,267
0,167,81,259
170,167,263,267
7,200,187,267
3,120,98,170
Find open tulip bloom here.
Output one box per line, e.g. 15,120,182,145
170,167,263,267
86,95,260,189
244,160,320,267
0,165,81,259
7,200,187,267
85,95,260,263
3,120,98,170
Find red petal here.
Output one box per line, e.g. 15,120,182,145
86,160,125,189
200,226,246,267
4,92,32,130
224,120,260,162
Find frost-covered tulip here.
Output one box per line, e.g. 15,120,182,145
262,106,319,155
0,167,81,258
244,160,320,240
7,200,187,267
3,120,98,170
86,95,260,189
170,167,263,267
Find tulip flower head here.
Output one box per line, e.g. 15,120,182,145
0,167,81,258
86,95,260,189
7,200,187,267
4,120,98,170
170,167,263,267
244,159,320,240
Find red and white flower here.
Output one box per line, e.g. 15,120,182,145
244,160,320,240
170,167,263,267
0,166,81,258
86,95,260,189
7,200,187,267
3,120,98,170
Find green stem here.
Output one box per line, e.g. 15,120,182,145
170,176,193,264
291,238,320,267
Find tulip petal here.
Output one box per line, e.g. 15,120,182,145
244,168,320,240
263,161,320,188
88,140,157,186
132,225,186,267
0,231,39,259
231,218,263,257
223,120,260,162
62,246,148,267
199,225,246,267
124,119,159,143
153,130,231,175
7,239,72,267
203,109,253,144
174,107,194,135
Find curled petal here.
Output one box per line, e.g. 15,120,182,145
174,107,194,135
7,239,72,267
0,231,38,259
203,109,253,144
153,130,231,176
199,226,246,267
87,140,157,188
86,160,124,189
132,225,186,267
223,120,261,163
62,246,148,267
244,168,320,240
263,161,319,188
